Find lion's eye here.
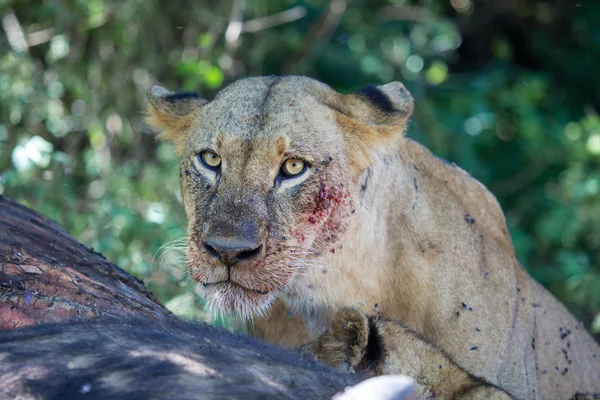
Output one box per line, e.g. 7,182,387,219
281,158,306,177
199,150,221,169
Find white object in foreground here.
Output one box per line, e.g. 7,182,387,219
333,375,417,400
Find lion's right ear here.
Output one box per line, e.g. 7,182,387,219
312,81,414,175
146,85,208,155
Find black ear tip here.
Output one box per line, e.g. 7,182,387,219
164,91,202,102
147,86,202,103
357,85,396,113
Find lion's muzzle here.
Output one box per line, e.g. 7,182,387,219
203,234,263,267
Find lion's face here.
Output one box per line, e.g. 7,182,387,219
147,76,413,318
179,78,355,318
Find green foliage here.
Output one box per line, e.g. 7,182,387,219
1,0,598,335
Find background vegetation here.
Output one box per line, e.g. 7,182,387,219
1,0,599,336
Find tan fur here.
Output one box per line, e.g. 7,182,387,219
147,76,600,400
302,308,513,399
146,86,207,154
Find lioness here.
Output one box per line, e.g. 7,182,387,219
147,76,600,400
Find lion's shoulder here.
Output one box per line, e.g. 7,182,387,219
400,137,514,252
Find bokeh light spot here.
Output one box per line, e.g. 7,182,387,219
586,132,600,155
406,55,424,73
425,61,448,85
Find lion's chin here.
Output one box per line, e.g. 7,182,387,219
199,281,277,320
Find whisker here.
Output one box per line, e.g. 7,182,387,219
179,268,192,282
290,265,339,275
287,256,335,269
152,235,189,271
159,252,188,271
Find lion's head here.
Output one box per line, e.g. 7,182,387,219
147,76,413,319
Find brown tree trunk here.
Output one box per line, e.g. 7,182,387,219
0,195,176,329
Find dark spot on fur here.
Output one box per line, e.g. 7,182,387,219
461,303,468,310
465,213,476,224
439,364,442,369
470,346,478,351
559,327,571,340
456,311,460,317
258,77,282,128
184,170,189,176
356,318,386,372
360,167,371,197
531,338,535,349
561,348,572,364
412,178,419,210
356,85,395,113
475,327,481,332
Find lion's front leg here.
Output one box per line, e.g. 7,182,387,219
299,307,371,374
301,307,514,400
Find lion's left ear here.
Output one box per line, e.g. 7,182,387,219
146,85,208,155
333,82,414,173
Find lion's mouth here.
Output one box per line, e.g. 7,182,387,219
202,280,270,295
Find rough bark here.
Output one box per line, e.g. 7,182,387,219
0,195,176,329
0,318,364,400
0,196,368,399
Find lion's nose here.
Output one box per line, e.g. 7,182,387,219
203,236,262,266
